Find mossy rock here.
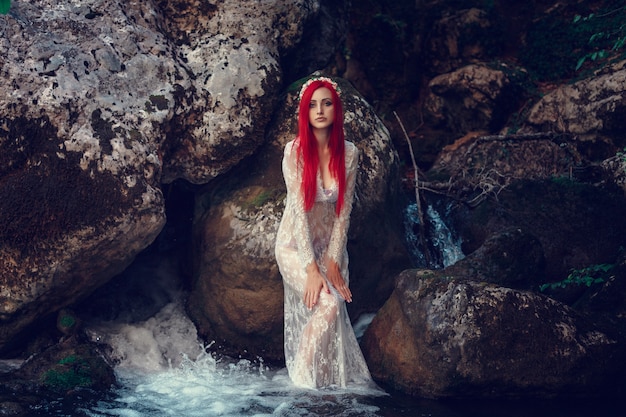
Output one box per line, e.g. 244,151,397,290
11,336,115,393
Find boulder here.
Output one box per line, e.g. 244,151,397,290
426,8,498,75
362,269,626,399
0,333,116,412
0,0,317,353
424,64,517,135
427,132,582,205
521,61,626,153
444,227,546,290
450,179,626,283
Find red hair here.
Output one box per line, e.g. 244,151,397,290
295,79,346,215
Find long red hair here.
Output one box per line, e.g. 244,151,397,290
295,79,346,215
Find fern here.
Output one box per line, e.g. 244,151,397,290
540,264,614,292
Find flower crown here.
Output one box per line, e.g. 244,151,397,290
298,76,341,101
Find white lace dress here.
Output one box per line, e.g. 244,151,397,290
275,139,373,389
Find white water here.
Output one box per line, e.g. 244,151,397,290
81,300,385,417
404,202,465,268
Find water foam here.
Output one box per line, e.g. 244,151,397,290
82,299,384,417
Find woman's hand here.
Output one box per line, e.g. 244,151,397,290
326,259,352,303
304,263,329,309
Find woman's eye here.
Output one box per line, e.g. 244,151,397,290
324,101,333,106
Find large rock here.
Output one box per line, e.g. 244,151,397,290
521,61,626,152
187,76,412,361
444,227,546,290
424,64,518,135
0,0,317,353
362,269,626,399
0,335,116,413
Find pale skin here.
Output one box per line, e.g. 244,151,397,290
303,87,353,309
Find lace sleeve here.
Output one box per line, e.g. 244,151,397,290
326,141,359,265
283,141,316,269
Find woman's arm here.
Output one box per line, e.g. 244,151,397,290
282,142,316,269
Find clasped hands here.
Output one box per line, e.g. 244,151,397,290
303,258,352,309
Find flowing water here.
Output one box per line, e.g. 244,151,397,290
403,201,465,269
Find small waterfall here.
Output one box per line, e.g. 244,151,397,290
84,300,205,373
403,198,465,269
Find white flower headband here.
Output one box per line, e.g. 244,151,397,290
298,76,341,101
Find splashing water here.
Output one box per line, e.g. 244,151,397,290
83,356,382,417
79,300,385,417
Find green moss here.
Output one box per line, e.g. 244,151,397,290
241,188,284,212
58,354,80,365
249,190,272,208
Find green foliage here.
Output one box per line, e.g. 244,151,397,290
540,263,614,292
574,6,626,71
520,4,626,81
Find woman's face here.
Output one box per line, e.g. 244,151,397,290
308,87,334,131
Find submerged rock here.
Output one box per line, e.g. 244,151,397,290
0,334,115,414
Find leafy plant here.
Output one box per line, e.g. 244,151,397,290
540,263,614,292
574,6,626,71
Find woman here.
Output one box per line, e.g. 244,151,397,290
274,76,373,389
